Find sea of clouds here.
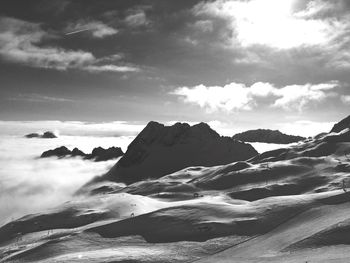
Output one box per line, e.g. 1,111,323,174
0,121,141,225
0,120,296,225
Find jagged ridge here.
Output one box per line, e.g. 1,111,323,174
102,121,258,184
41,146,124,162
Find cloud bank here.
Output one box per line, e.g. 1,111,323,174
0,135,131,225
172,81,340,112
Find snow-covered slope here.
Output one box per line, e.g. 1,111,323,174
1,116,350,263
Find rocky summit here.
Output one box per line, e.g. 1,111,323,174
101,121,258,184
233,129,305,144
25,131,57,138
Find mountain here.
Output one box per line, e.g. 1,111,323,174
89,146,124,162
41,146,71,158
41,146,124,161
101,121,258,184
2,116,350,263
232,129,305,144
25,131,57,138
330,114,350,133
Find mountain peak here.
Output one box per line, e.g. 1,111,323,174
102,121,257,184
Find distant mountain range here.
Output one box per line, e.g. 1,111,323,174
41,146,124,162
25,131,57,138
232,129,305,144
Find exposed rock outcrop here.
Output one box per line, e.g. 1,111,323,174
41,131,57,138
41,146,71,158
25,133,41,138
233,129,305,144
101,121,258,184
330,115,350,133
40,146,124,161
25,131,57,138
249,125,350,164
89,147,124,162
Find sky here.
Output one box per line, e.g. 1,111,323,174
0,0,349,136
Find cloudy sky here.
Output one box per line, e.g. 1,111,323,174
0,0,349,136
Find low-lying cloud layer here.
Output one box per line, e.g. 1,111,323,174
0,134,133,225
0,121,140,224
0,120,144,137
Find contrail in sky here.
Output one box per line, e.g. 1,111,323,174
65,28,91,35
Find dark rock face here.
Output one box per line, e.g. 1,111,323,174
25,133,41,138
232,129,305,144
324,129,350,143
71,148,86,157
89,147,124,162
25,131,57,138
41,146,71,158
102,121,258,184
330,115,350,133
41,131,57,138
248,126,350,164
41,146,124,161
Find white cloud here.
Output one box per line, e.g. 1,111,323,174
125,10,149,27
172,81,339,112
8,93,75,103
341,95,350,104
272,82,339,111
66,20,118,38
249,82,275,97
172,83,254,112
97,53,124,62
0,17,140,73
84,64,141,73
0,17,95,70
193,0,343,49
192,20,214,33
